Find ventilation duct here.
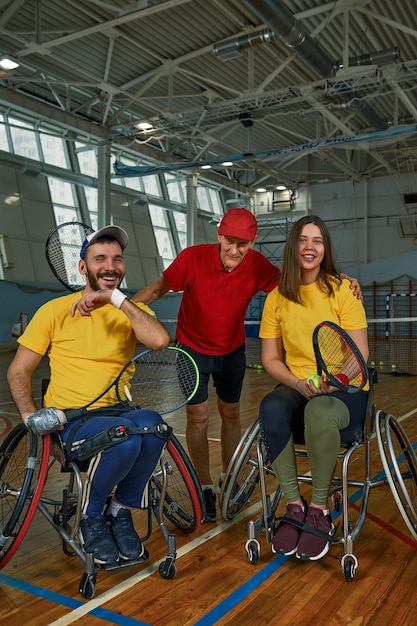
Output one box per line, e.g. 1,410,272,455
213,28,276,61
242,0,384,129
334,47,399,70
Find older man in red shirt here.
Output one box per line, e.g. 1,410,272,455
134,208,359,521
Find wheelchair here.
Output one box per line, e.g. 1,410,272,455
0,419,204,599
219,369,417,580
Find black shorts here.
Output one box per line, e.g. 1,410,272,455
177,343,246,405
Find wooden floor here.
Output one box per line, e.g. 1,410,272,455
1,347,417,626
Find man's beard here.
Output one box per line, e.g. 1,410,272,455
86,267,123,291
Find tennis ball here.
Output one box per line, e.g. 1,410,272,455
370,361,375,368
379,361,384,368
307,374,320,389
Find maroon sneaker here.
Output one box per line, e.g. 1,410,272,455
296,507,335,561
272,501,307,556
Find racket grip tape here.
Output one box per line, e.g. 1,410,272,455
335,373,349,386
25,407,67,436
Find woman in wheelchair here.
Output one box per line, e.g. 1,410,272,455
258,215,369,562
7,225,171,566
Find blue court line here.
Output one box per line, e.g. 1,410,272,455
193,553,290,626
0,572,151,625
193,465,394,626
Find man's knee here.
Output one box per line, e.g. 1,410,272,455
186,402,209,427
218,399,239,422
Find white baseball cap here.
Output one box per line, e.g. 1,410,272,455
80,225,128,259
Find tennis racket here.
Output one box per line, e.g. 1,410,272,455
312,321,368,393
65,346,199,417
45,221,94,292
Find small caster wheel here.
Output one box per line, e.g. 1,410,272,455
79,572,96,598
247,543,259,564
159,560,177,579
332,491,342,512
342,555,358,581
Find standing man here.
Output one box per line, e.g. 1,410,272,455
8,225,170,564
133,208,361,521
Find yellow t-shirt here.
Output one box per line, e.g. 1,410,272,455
18,293,155,410
259,279,367,380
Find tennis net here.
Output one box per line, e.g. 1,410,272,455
245,317,417,376
368,317,417,376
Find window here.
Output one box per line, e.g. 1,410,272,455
173,212,187,249
164,173,185,204
9,117,39,159
148,204,175,268
0,114,10,152
76,143,97,178
143,175,162,198
40,133,67,167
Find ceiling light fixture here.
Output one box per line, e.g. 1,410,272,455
222,161,233,166
0,56,20,70
201,164,212,169
135,121,154,131
256,187,267,192
276,184,287,190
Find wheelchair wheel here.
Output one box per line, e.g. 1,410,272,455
152,434,204,534
376,410,417,539
0,423,50,567
220,418,265,522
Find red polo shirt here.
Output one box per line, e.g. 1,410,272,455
163,244,280,356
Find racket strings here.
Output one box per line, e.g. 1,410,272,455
46,223,93,291
318,327,364,386
116,350,198,414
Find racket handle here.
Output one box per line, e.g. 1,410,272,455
335,373,349,386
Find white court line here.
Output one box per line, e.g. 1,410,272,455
47,500,263,626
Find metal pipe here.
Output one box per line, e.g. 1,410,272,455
335,48,400,70
213,29,276,61
241,0,334,77
242,0,384,129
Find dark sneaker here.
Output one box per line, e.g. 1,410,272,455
272,501,307,556
79,515,119,565
203,488,217,522
296,507,335,561
108,508,144,561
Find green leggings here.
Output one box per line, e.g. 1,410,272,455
271,396,349,506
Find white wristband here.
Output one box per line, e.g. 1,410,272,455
110,288,127,309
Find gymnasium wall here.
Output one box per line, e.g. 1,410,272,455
1,162,417,345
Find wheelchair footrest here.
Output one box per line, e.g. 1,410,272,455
97,548,149,571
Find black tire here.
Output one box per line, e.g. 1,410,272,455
220,419,265,521
0,424,50,567
151,434,204,533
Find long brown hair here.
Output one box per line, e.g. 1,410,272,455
279,215,341,304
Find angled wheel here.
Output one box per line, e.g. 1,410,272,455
151,434,204,534
220,418,265,521
376,410,417,539
0,423,50,567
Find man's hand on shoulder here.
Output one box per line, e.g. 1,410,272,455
341,273,363,302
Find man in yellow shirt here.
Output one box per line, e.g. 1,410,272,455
7,225,169,566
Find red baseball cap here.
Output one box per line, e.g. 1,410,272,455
217,208,257,241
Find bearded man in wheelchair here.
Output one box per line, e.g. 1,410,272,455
7,225,171,566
